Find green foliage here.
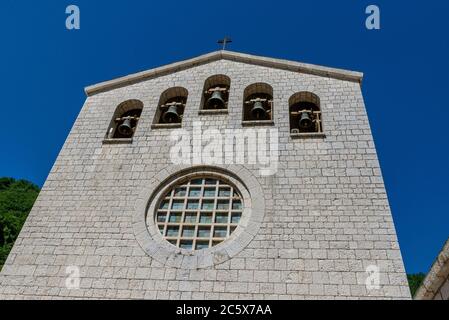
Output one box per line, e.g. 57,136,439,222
0,177,40,269
407,273,426,297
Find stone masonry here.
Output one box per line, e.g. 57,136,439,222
0,51,411,299
415,238,449,300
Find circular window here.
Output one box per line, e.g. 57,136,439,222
135,166,266,269
154,176,244,251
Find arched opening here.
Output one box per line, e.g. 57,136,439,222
154,87,188,125
106,99,143,139
243,83,273,121
289,92,323,134
201,75,231,110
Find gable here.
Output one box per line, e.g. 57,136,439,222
85,50,363,96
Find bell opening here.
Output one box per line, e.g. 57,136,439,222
289,98,321,134
162,105,181,124
158,94,186,125
118,119,134,136
250,101,267,120
298,111,315,131
244,93,272,121
205,89,227,110
112,108,142,139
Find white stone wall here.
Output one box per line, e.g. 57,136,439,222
0,59,411,299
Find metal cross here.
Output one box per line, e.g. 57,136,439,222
218,37,232,50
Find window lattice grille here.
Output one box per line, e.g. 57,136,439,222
155,177,243,250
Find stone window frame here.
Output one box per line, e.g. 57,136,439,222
133,165,265,269
103,99,144,144
242,82,275,127
151,87,188,129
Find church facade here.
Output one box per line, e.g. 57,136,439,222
0,51,411,299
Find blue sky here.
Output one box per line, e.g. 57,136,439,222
0,1,448,274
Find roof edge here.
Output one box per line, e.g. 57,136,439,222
84,50,364,96
414,238,449,300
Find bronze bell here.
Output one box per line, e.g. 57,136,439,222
299,111,313,130
118,118,133,136
206,91,225,109
163,105,180,123
251,101,267,120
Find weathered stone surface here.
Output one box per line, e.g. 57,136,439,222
415,238,449,300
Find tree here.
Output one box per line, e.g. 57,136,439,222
0,177,40,270
407,273,426,297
